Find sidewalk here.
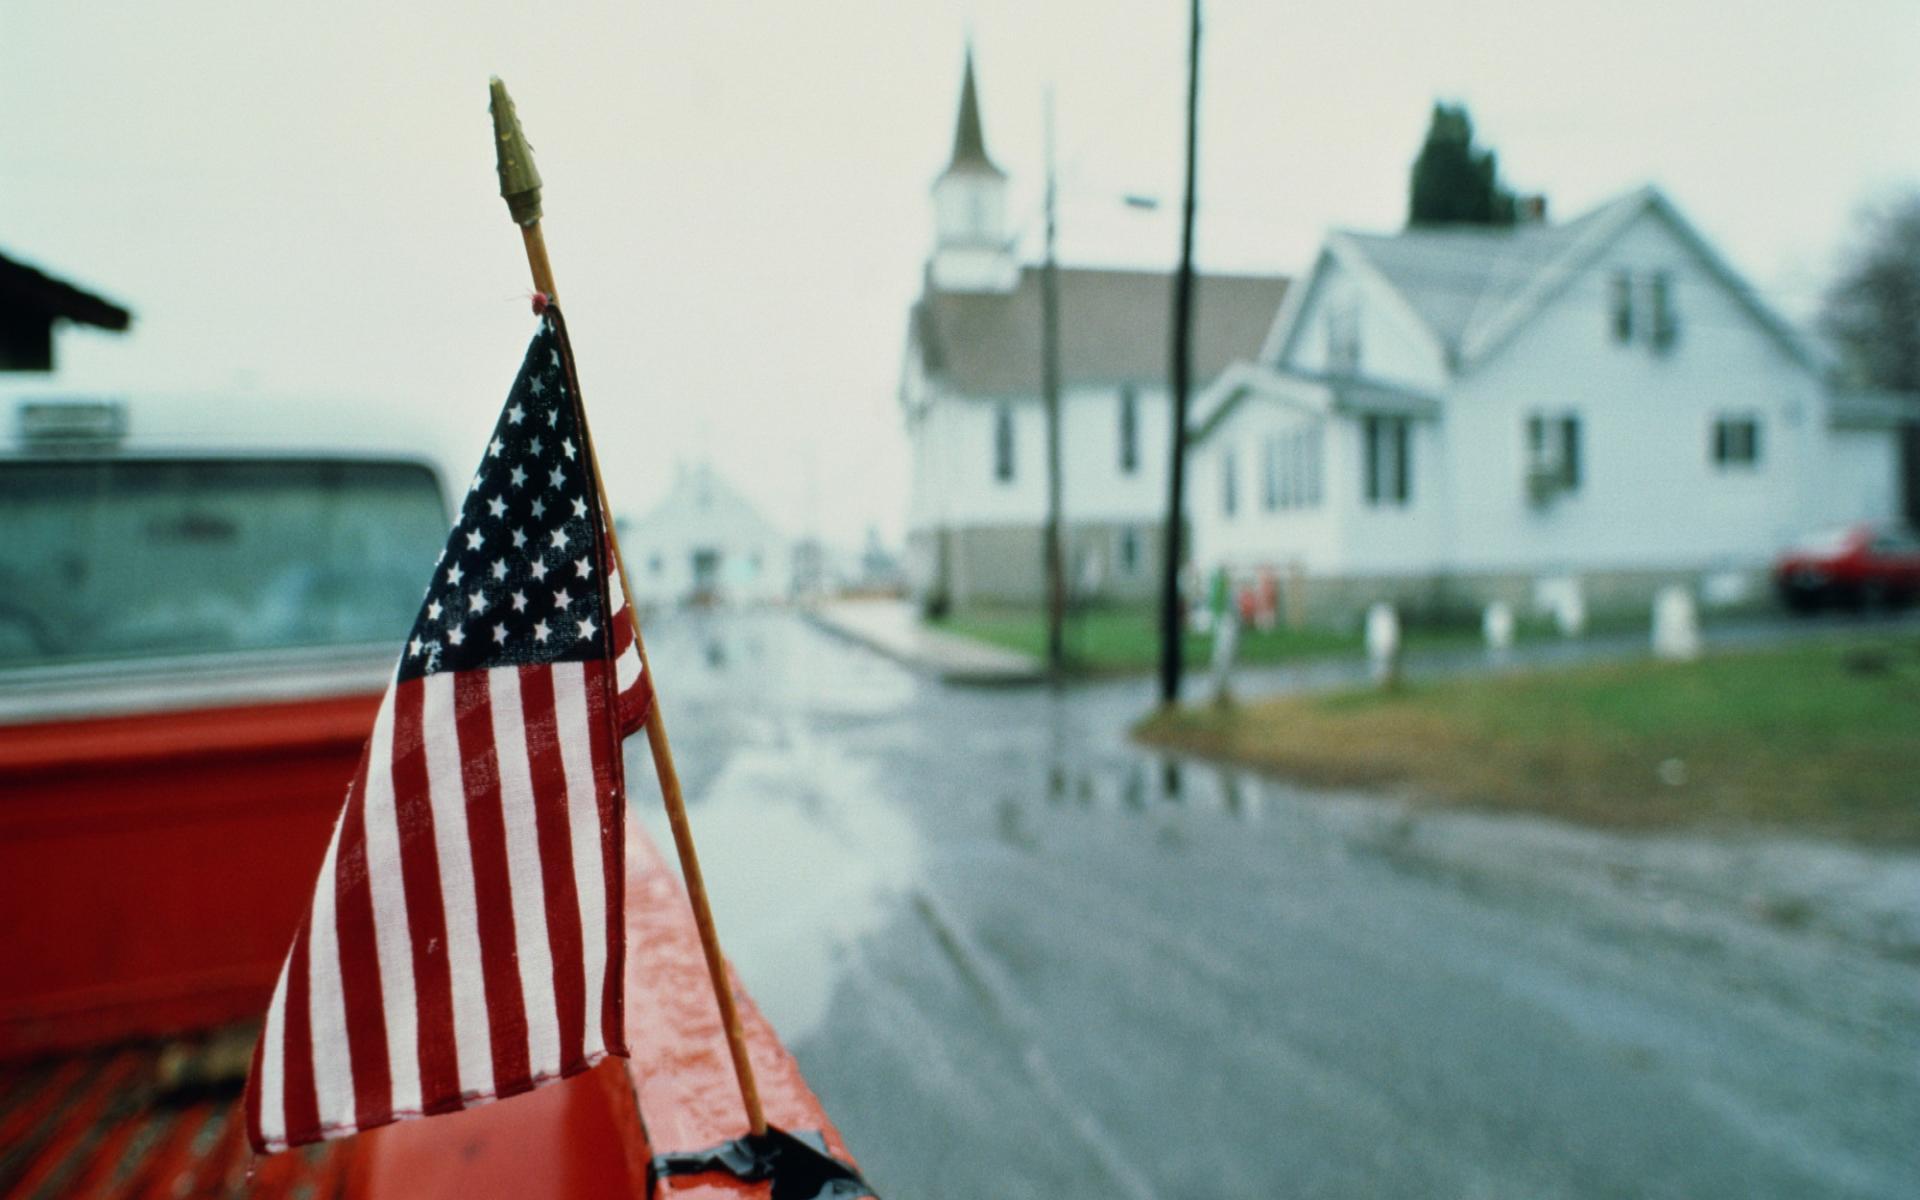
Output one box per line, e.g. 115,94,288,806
800,598,1044,685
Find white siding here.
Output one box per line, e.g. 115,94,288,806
1444,209,1831,574
907,385,1176,530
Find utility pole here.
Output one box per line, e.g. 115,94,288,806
1041,87,1066,672
1159,0,1201,706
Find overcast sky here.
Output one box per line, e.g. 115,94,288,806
5,1,1916,545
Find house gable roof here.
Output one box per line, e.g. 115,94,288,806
1282,187,1819,377
911,266,1287,397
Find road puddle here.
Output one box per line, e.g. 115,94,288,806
636,726,921,1045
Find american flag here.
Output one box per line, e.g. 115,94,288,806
246,310,651,1152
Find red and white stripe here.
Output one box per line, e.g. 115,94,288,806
609,588,652,736
246,660,629,1152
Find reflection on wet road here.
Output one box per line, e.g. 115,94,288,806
627,611,1920,1200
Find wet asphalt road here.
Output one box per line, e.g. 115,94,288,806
625,610,1920,1200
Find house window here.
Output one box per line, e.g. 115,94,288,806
1305,426,1324,506
1649,272,1678,352
1118,387,1139,474
1222,448,1239,518
1117,527,1141,574
1525,413,1582,494
1362,415,1412,507
1609,271,1633,343
1264,427,1326,512
993,403,1015,482
1327,302,1362,375
1711,415,1760,467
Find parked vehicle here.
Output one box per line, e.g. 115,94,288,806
0,396,859,1197
1772,523,1920,612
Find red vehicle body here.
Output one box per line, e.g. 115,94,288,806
0,418,858,1198
1772,523,1920,611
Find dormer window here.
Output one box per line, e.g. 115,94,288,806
1327,302,1362,375
1609,272,1633,342
1609,270,1679,352
1648,272,1678,352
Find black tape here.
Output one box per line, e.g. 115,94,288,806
650,1126,875,1199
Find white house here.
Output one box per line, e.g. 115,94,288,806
901,49,1287,609
1187,186,1919,621
619,463,790,608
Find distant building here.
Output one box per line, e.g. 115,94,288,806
0,249,130,373
620,464,790,608
1187,186,1920,621
899,49,1287,610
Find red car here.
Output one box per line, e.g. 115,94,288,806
1773,523,1920,611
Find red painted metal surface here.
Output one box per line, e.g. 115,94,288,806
349,825,863,1199
0,692,380,1059
0,1033,358,1198
0,823,863,1198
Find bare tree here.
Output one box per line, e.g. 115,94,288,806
1822,191,1920,393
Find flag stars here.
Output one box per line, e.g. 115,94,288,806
490,559,507,581
509,465,527,489
468,590,490,616
562,438,576,460
465,529,484,551
531,498,547,519
492,623,508,645
571,496,587,519
545,408,559,427
577,616,597,641
408,636,423,658
554,587,572,610
550,465,567,490
507,402,525,425
575,556,593,580
488,437,504,458
511,590,528,612
533,619,551,644
487,496,507,519
550,527,569,551
445,563,464,587
511,527,527,550
529,375,546,397
530,560,549,582
427,599,443,621
530,436,544,457
448,626,466,647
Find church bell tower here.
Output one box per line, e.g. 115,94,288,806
929,46,1017,293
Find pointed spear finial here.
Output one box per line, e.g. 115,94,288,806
490,76,543,227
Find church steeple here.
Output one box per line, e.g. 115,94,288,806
945,46,1004,178
929,43,1016,293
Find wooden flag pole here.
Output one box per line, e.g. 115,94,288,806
489,76,767,1139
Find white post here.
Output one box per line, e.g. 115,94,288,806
1365,602,1401,688
1483,600,1515,659
1652,585,1702,661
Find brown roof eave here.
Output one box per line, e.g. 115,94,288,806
0,251,133,332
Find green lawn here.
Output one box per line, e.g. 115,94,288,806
932,604,1568,675
1134,634,1920,844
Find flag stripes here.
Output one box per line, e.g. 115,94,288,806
247,662,626,1152
610,591,651,735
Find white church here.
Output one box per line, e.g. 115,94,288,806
1185,185,1920,622
899,50,1287,611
